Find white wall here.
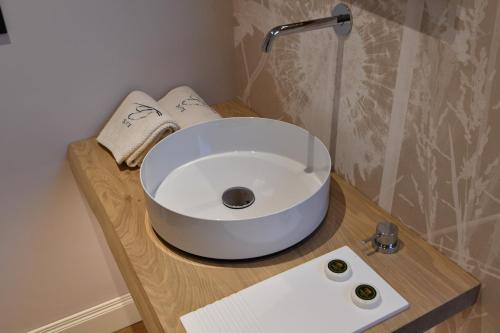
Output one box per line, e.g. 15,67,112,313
0,1,234,332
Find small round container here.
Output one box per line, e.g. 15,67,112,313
324,259,352,282
351,284,381,309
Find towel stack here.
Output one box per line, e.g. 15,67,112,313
97,86,220,167
159,86,221,129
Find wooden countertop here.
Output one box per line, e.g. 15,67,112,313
68,100,479,333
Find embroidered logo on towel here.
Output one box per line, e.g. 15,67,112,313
122,103,162,128
176,95,207,112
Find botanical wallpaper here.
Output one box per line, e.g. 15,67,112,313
233,0,500,332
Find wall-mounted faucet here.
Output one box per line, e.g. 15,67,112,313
262,3,353,53
261,3,353,168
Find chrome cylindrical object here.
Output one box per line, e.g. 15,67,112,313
371,222,399,254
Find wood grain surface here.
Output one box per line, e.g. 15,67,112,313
114,322,148,333
68,100,480,333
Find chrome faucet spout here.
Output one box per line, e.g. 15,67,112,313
261,4,352,53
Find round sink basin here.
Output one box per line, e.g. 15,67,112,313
140,117,331,259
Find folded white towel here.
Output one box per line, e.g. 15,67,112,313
97,91,179,167
158,86,221,129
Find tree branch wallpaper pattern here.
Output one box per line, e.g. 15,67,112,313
233,0,500,331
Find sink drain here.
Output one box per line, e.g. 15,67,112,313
222,187,255,209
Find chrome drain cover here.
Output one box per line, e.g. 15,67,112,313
222,187,255,209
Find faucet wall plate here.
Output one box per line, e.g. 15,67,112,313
332,3,352,37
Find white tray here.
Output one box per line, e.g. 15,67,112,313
181,246,409,333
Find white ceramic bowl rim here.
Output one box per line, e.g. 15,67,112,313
140,117,331,222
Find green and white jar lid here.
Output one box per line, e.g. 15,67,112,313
324,258,352,282
351,284,381,309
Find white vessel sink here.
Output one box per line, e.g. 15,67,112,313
140,117,331,259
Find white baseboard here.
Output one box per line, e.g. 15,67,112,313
27,294,142,333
